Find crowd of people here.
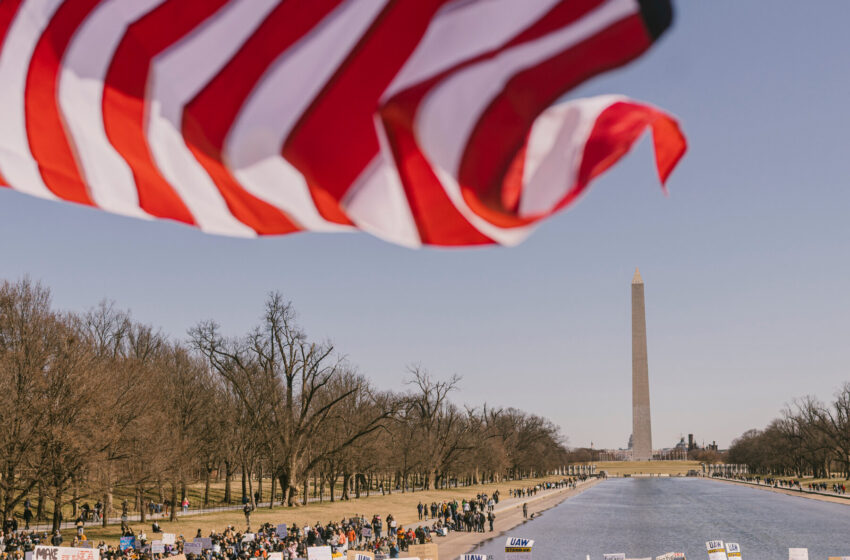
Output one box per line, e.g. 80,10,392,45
715,473,850,496
0,478,584,560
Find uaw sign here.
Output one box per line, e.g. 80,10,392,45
505,538,534,560
34,547,100,560
706,541,727,560
725,544,741,560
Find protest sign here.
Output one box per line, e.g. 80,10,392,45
827,558,850,560
459,556,488,560
34,546,100,560
346,551,374,560
788,550,808,560
725,544,741,560
151,541,165,554
361,527,372,538
243,534,256,542
277,524,288,536
505,537,533,560
119,537,136,552
605,554,626,560
706,541,727,560
269,554,283,560
170,555,187,560
308,546,333,560
195,538,213,549
162,533,176,545
408,544,438,560
673,555,686,560
184,542,203,555
25,552,32,560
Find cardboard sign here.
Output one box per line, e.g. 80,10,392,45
34,547,100,560
346,552,374,560
162,533,176,545
308,546,333,560
119,537,136,552
706,541,727,560
151,541,165,554
184,542,203,555
788,550,808,560
725,544,741,559
408,544,438,560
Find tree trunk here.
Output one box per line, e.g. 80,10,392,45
36,484,45,521
257,464,263,503
342,473,351,500
224,461,233,504
102,485,112,528
269,473,277,509
169,482,177,522
241,467,247,505
51,479,64,534
302,478,308,506
203,468,212,508
139,486,147,523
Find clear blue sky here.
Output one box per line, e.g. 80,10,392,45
1,2,848,450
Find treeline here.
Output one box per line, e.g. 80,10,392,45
728,383,850,477
0,279,569,532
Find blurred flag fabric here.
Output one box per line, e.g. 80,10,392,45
0,0,685,247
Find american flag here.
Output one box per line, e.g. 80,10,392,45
0,0,685,247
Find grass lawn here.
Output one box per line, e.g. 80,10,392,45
594,461,701,476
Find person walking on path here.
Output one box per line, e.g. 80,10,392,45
522,503,528,519
417,502,423,520
488,511,495,532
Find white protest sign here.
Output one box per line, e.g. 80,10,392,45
195,538,213,549
347,552,374,560
725,544,741,560
34,547,100,560
242,534,256,542
307,546,333,560
505,538,533,560
706,541,727,560
673,555,686,560
827,557,850,560
276,524,288,536
605,554,626,560
184,542,203,555
269,554,283,560
162,533,176,545
361,527,372,538
789,550,808,560
151,542,165,554
460,556,488,560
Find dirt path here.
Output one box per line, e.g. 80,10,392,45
431,478,604,560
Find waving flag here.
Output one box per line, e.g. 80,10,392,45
0,0,685,247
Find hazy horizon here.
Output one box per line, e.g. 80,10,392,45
2,2,849,450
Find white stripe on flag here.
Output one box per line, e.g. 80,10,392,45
225,0,387,232
0,0,63,199
147,0,278,236
58,0,166,218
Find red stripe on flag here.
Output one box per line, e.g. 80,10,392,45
24,0,98,205
0,0,23,192
181,0,343,235
577,101,685,193
102,0,230,225
458,13,655,228
282,0,449,225
379,89,494,246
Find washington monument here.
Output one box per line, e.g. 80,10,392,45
631,268,653,461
